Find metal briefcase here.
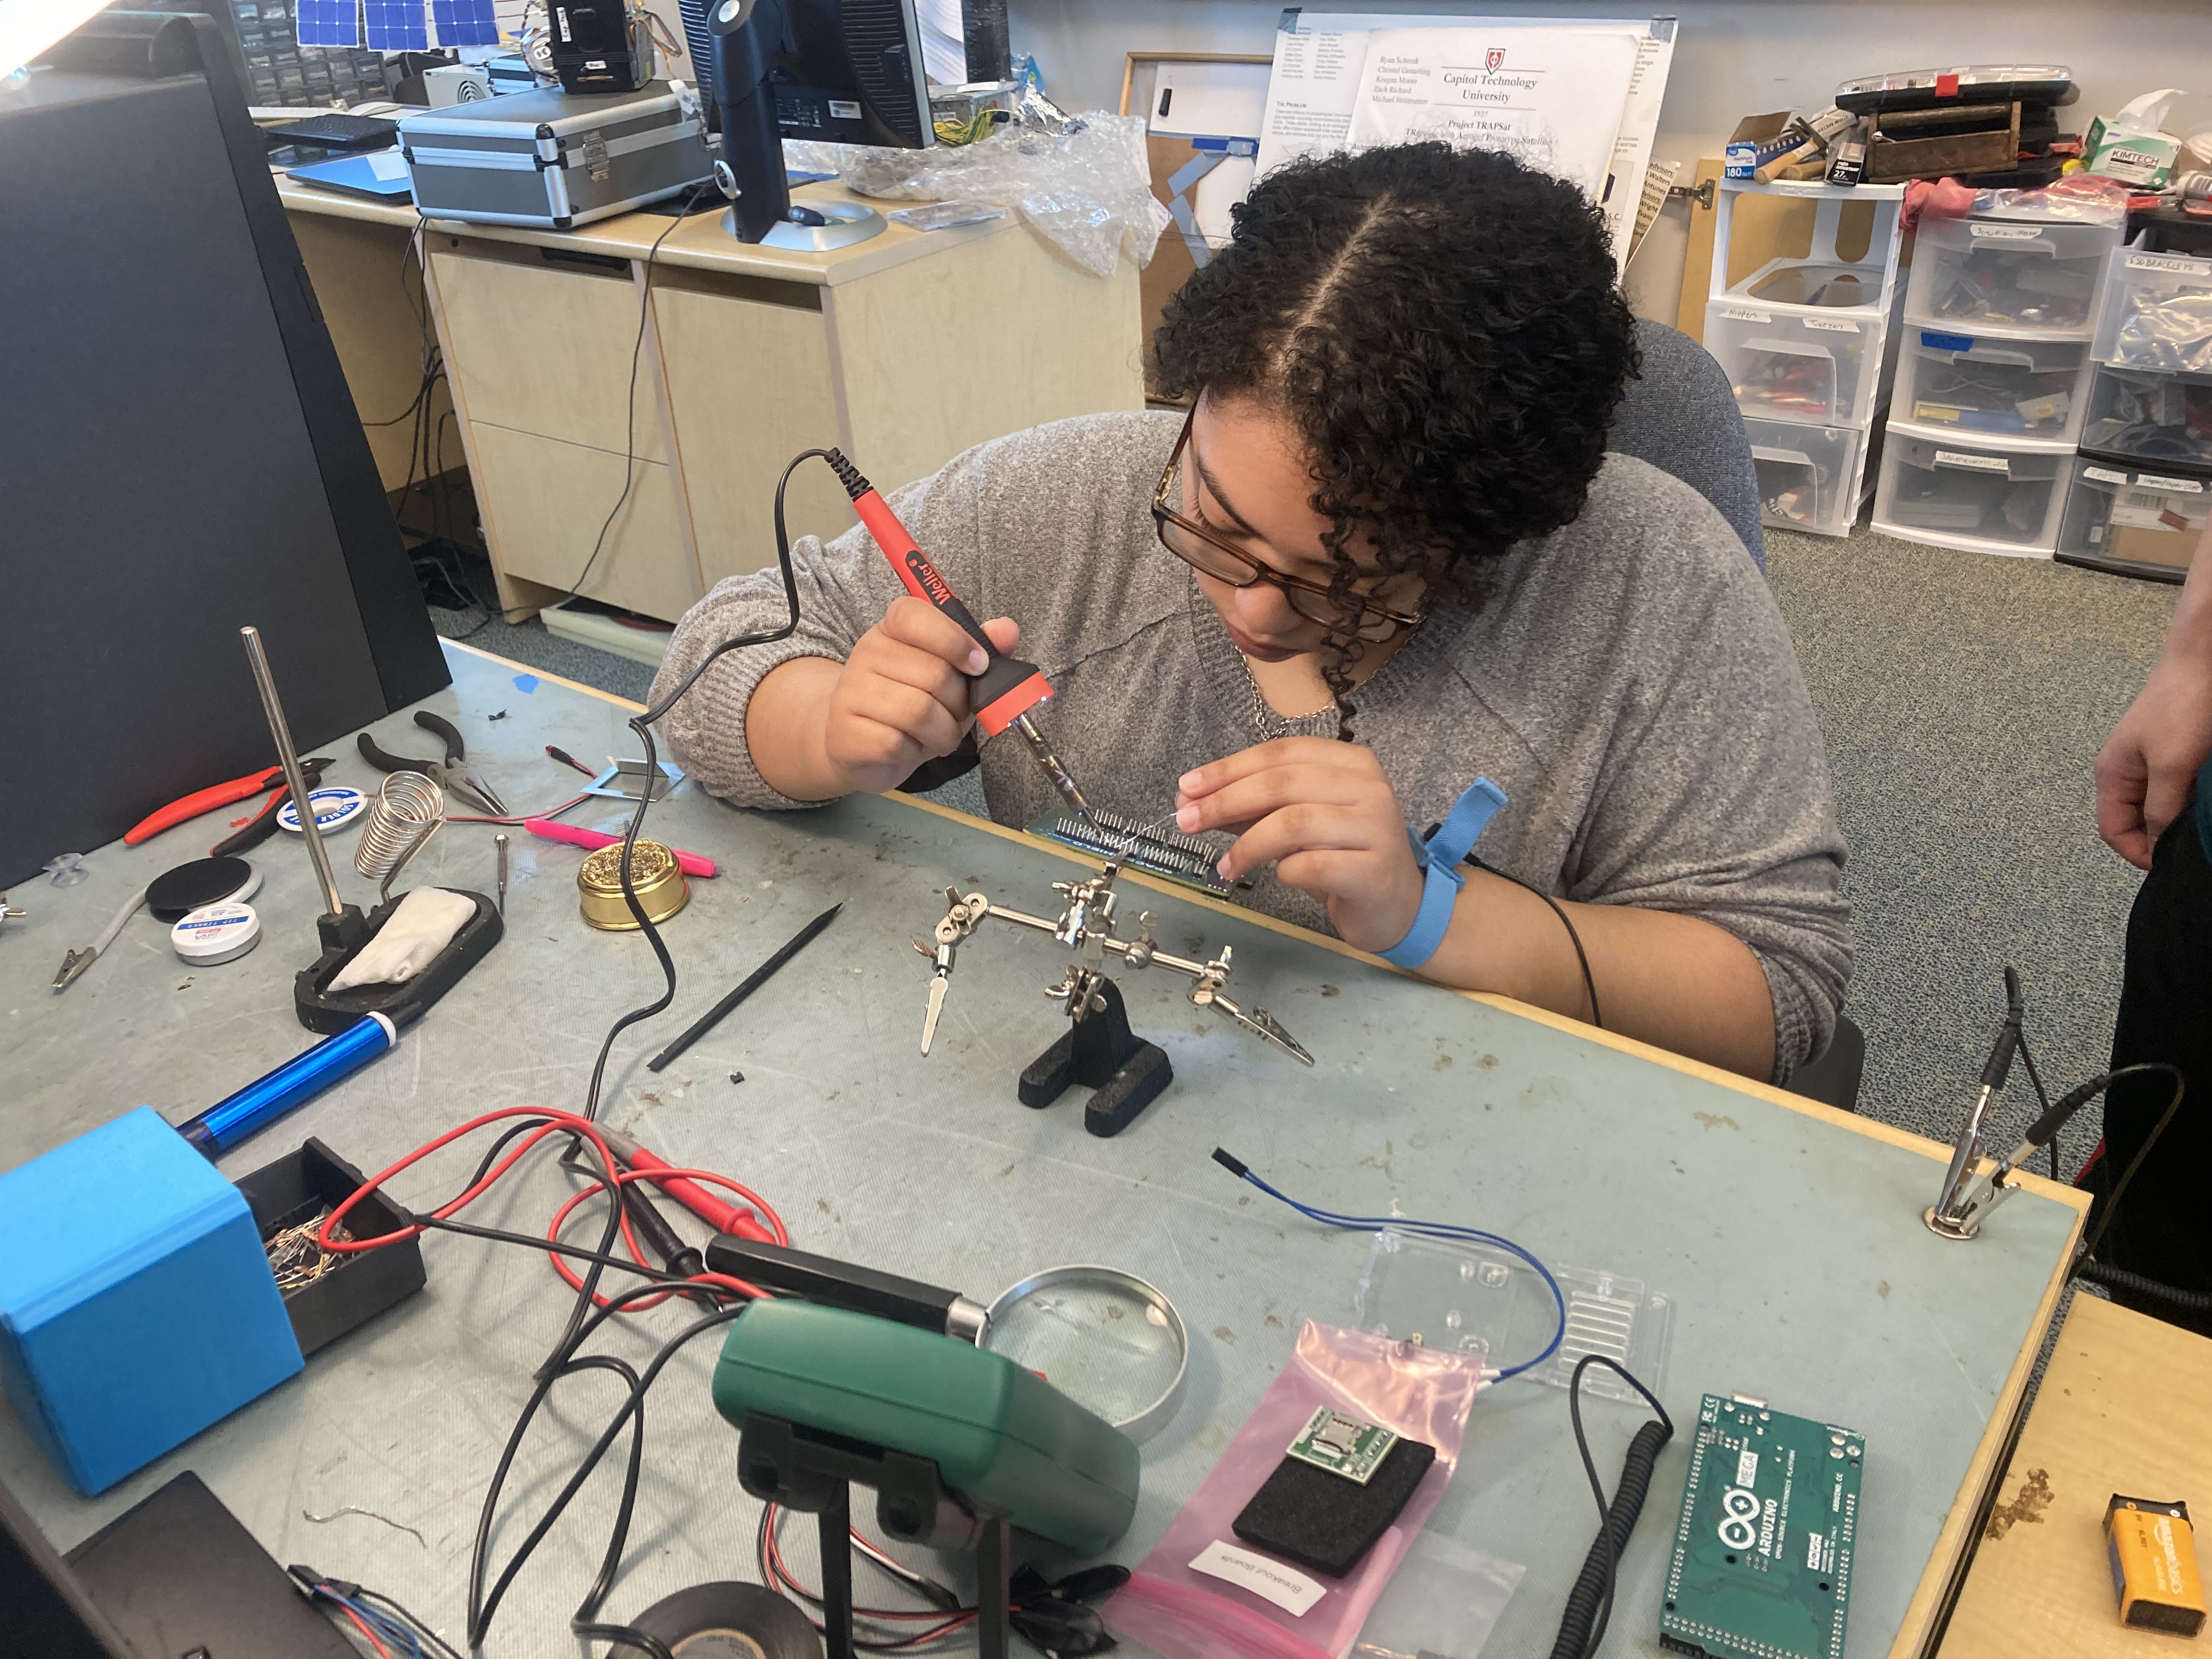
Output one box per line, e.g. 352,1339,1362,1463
399,83,711,229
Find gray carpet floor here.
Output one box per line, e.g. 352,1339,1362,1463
435,529,2179,1164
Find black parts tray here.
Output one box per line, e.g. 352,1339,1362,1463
235,1137,425,1358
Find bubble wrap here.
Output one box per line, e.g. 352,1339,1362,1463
783,113,1170,278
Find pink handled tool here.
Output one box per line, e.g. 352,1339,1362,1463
523,818,719,878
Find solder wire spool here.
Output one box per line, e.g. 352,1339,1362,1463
356,772,444,901
983,1265,1188,1444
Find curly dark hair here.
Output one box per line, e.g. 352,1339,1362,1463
1153,142,1638,650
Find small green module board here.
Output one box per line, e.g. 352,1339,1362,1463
1285,1406,1398,1485
1660,1393,1864,1659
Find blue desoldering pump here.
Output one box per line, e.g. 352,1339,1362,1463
176,1013,398,1158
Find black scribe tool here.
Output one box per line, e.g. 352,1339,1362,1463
646,902,842,1071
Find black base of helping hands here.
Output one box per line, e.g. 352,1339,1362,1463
1017,975,1173,1138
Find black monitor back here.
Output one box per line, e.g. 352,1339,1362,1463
0,13,447,887
680,0,929,147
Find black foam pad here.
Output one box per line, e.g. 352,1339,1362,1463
1231,1435,1437,1579
146,857,253,921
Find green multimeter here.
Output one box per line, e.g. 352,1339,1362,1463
710,1300,1141,1558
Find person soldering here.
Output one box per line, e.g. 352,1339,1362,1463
2087,533,2212,1330
654,143,1850,1086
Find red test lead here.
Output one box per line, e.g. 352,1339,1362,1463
826,449,1100,826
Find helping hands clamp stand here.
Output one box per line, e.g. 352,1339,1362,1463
918,856,1313,1137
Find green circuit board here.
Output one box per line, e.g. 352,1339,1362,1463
1660,1394,1864,1659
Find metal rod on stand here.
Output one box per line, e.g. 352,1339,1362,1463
240,626,345,918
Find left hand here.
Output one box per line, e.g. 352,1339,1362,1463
1176,737,1424,953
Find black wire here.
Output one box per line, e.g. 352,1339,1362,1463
753,1505,976,1651
558,182,712,608
465,444,815,1657
1565,1354,1672,1659
2015,1028,2057,1181
414,1213,692,1285
1468,854,1602,1029
2076,1259,2212,1311
469,1297,751,1657
2075,1063,2187,1268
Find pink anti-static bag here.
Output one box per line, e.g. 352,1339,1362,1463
1105,1320,1486,1659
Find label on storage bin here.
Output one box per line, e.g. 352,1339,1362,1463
2085,466,2129,484
1921,330,1978,352
2125,253,2206,275
1719,307,1772,323
1802,317,1861,332
1189,1541,1325,1615
2135,473,2205,493
1934,449,2010,472
1969,223,2041,240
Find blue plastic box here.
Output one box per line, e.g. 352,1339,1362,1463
0,1107,302,1494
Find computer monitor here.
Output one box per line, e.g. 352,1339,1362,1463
697,0,931,246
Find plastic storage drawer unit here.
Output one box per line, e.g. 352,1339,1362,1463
2058,457,2207,579
1894,328,2092,443
1744,416,1869,538
2091,245,2212,375
2080,364,2212,468
1874,432,2069,554
1910,215,2123,337
1708,302,1888,426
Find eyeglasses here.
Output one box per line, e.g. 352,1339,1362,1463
1151,413,1427,642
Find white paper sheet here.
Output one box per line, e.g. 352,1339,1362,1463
1256,13,1674,260
1344,27,1637,202
1148,60,1270,142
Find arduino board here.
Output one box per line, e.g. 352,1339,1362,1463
1661,1394,1864,1659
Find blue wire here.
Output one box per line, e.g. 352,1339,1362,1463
1228,1160,1568,1380
326,1590,425,1659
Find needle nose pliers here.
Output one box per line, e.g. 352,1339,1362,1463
359,712,510,817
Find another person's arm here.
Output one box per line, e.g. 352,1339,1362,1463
2096,531,2212,870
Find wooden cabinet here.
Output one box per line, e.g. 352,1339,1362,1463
650,269,851,592
282,183,1147,627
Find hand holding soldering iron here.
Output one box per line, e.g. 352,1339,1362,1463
821,597,1026,794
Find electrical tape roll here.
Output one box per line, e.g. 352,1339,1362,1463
606,1583,822,1659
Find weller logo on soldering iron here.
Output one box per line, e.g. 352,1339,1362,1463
902,551,956,608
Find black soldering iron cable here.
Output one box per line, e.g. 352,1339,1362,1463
544,449,814,1369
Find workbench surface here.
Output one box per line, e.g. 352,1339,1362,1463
2,642,2086,1658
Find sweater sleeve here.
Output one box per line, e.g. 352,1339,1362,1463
1562,487,1852,1085
648,456,989,810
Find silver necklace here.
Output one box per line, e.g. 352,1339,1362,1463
1236,654,1338,741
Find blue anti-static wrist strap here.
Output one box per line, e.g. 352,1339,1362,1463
1378,777,1508,969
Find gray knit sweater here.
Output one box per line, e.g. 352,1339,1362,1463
653,411,1851,1080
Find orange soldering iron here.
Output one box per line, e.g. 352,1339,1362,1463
826,450,1099,826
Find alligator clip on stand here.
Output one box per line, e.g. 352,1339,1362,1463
241,627,501,1033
